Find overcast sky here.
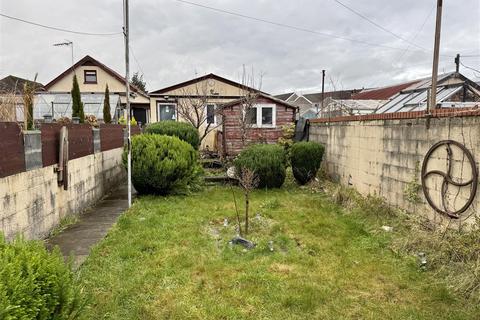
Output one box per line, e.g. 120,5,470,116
1,0,479,94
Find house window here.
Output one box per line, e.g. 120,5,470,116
206,104,216,124
157,103,176,121
84,70,97,84
249,104,276,127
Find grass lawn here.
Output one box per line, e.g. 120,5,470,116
78,183,479,319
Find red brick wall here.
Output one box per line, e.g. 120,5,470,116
223,97,296,156
0,122,26,177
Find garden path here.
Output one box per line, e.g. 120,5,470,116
46,184,133,268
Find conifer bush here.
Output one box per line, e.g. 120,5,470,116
0,235,85,319
290,141,325,185
234,144,287,188
124,134,200,195
145,121,200,150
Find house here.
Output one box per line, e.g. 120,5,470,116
376,72,480,113
149,73,264,151
43,55,150,124
276,89,360,119
0,75,45,121
220,93,298,156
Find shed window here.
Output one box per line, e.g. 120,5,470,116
246,107,257,125
84,70,97,83
261,107,273,125
249,104,276,128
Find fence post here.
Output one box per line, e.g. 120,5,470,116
93,128,101,153
23,130,43,170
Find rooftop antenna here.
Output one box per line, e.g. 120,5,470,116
53,40,74,73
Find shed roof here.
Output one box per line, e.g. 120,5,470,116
220,92,298,110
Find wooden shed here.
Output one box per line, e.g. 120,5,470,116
220,93,298,156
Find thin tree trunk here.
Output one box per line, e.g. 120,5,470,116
245,191,249,235
230,185,242,236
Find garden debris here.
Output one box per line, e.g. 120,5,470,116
229,236,256,249
417,252,427,270
381,225,393,232
268,240,274,252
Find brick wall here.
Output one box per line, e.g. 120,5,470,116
309,112,480,228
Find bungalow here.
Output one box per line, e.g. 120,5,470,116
43,55,150,124
149,73,264,151
220,93,298,156
0,75,45,122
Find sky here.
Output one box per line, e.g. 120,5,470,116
0,0,479,94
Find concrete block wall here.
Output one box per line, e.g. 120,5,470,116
309,116,480,227
0,148,125,240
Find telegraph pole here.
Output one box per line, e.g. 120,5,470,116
123,0,132,207
321,69,325,117
428,0,443,114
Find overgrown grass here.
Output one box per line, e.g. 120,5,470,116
78,179,480,319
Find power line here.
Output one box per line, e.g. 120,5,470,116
460,61,480,75
173,0,422,52
331,0,430,52
396,4,435,62
0,12,122,36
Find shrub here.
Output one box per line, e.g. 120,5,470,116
290,141,325,185
234,144,287,188
0,235,85,319
124,134,200,195
145,121,200,150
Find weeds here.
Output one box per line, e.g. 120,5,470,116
318,178,480,302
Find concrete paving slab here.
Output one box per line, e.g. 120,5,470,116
46,183,134,268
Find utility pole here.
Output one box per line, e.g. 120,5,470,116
321,69,325,118
428,0,443,114
123,0,132,207
455,53,460,73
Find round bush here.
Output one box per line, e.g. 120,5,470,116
145,121,200,150
234,144,287,188
124,134,199,195
0,235,85,319
290,141,325,185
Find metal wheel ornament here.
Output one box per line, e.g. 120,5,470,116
421,140,478,219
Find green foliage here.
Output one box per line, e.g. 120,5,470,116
103,85,111,124
71,75,85,123
404,161,422,203
123,134,201,195
234,144,287,188
290,142,325,185
145,121,200,150
277,124,295,156
0,235,85,320
130,72,146,92
130,116,137,126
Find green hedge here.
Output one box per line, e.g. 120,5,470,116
145,121,200,150
0,235,85,320
124,134,200,195
234,144,287,188
290,141,325,185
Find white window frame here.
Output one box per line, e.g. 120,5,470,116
206,103,217,125
156,102,177,122
251,103,276,128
